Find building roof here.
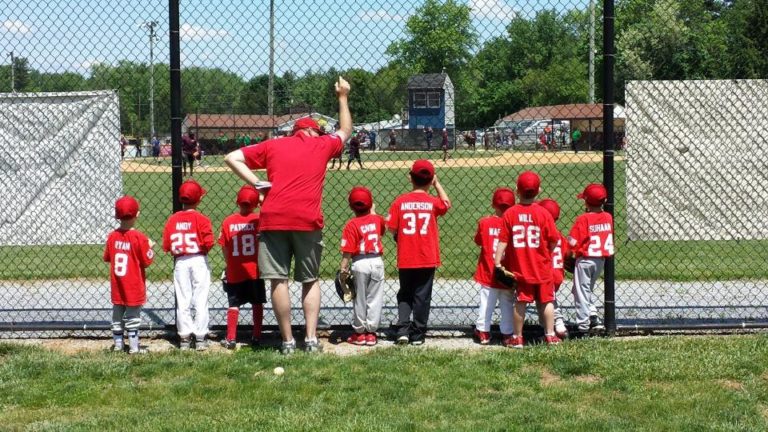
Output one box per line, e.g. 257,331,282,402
407,73,450,90
500,104,625,122
183,112,312,129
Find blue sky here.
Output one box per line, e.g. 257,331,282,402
2,0,588,78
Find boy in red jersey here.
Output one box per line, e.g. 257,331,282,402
103,195,155,354
386,159,451,345
162,179,215,350
218,185,264,350
472,187,516,345
537,198,570,338
568,183,614,335
493,171,561,348
339,186,386,346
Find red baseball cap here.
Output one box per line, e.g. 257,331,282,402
292,117,324,135
114,195,139,220
578,183,608,206
236,185,260,207
348,186,373,212
179,179,206,204
492,188,515,210
410,159,435,182
538,198,561,221
517,171,541,197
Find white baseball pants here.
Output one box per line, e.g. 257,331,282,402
350,256,385,333
572,257,605,331
475,284,515,335
173,254,211,338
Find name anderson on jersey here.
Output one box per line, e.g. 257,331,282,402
400,202,433,211
589,223,612,233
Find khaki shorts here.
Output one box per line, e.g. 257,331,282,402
258,230,324,283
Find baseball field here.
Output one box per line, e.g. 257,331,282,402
2,334,768,430
1,150,766,282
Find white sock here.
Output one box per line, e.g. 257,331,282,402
128,330,139,352
113,331,124,349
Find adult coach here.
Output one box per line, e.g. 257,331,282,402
181,131,199,177
224,77,352,354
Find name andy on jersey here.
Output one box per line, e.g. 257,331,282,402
400,202,433,211
589,223,612,233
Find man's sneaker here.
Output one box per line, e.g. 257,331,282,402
544,334,562,345
502,334,523,349
396,335,410,345
555,321,568,339
221,339,237,350
179,337,192,351
194,339,208,352
303,339,323,353
346,333,366,346
589,315,605,334
365,333,377,346
474,329,491,345
280,340,296,355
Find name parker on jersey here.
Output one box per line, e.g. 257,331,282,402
589,223,612,233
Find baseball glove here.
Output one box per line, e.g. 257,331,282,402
493,265,518,289
564,253,576,274
334,270,356,303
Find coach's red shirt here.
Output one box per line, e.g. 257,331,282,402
386,191,450,269
241,133,343,231
218,212,260,283
568,211,615,258
341,213,386,256
103,229,154,306
499,203,559,284
551,232,569,289
473,215,505,289
162,210,215,257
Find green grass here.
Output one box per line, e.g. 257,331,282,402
1,156,767,281
2,335,768,431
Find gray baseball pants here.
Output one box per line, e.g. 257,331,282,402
572,257,605,331
350,256,386,333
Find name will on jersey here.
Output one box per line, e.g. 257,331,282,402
518,214,533,223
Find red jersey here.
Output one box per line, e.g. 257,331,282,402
218,212,260,283
386,191,450,269
103,229,154,306
340,214,386,256
499,203,560,284
241,133,343,231
162,210,215,257
568,211,615,258
551,232,569,289
473,215,505,289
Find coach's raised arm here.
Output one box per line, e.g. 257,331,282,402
223,76,352,355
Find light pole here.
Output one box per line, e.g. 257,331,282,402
588,0,595,103
141,21,159,139
268,0,275,119
8,51,15,92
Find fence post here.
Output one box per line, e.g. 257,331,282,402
169,0,182,212
602,0,616,335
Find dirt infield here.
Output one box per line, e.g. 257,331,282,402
121,151,620,173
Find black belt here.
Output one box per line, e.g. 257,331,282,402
352,253,382,262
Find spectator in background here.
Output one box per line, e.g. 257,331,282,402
120,134,128,160
425,127,433,151
217,131,228,150
133,136,142,158
368,129,377,151
181,131,199,177
441,128,449,162
539,132,549,151
243,133,252,147
151,135,161,163
571,128,582,154
254,133,265,144
389,130,397,151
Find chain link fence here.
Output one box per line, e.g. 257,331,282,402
1,0,766,337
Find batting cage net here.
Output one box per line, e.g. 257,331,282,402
1,0,766,338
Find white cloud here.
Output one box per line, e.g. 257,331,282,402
2,20,31,34
179,23,228,41
357,10,408,22
469,0,516,20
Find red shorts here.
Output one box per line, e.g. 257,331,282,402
516,281,555,304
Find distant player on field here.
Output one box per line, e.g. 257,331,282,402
218,185,265,350
162,179,215,351
103,195,154,354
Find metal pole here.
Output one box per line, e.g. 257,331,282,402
169,0,182,212
9,51,15,92
268,0,275,119
602,0,616,336
589,0,596,103
149,21,157,139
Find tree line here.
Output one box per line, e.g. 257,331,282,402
0,0,764,136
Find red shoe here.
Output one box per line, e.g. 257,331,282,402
365,333,377,346
346,333,366,345
545,334,562,345
502,334,524,349
474,329,491,345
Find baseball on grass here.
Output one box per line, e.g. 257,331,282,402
273,366,285,376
